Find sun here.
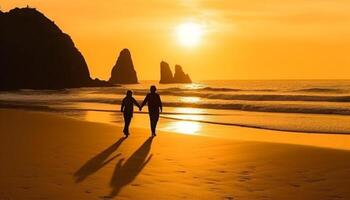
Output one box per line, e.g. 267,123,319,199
176,22,203,47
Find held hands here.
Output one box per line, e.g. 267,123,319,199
139,106,142,111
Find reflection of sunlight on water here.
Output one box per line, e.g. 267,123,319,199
171,107,205,121
176,114,204,121
184,83,204,90
180,96,201,103
174,107,204,114
164,121,201,135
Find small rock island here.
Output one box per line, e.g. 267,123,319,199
109,49,138,84
159,61,192,84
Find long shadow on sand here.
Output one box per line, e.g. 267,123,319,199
108,137,153,198
74,137,126,182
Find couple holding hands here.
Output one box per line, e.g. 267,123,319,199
121,85,162,137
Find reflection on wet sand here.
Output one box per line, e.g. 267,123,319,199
163,120,201,135
84,110,121,124
161,107,204,135
80,106,206,135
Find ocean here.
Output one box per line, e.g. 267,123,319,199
2,80,350,135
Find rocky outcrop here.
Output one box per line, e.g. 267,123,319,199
0,7,111,90
159,61,174,83
174,65,192,83
159,62,192,84
109,49,138,84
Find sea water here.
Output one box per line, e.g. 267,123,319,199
2,80,350,135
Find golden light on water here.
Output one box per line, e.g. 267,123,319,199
173,107,204,114
184,83,204,90
181,96,201,103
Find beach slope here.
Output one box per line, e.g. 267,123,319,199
0,109,349,199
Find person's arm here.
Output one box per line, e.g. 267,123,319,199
158,94,163,112
132,97,141,109
120,99,125,112
141,94,149,108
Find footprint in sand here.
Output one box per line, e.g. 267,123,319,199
238,170,253,182
85,190,92,194
20,186,31,190
237,165,257,182
288,183,300,188
328,194,343,199
305,177,325,183
205,177,220,185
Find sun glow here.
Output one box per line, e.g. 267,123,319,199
176,22,204,47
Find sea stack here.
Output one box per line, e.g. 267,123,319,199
159,62,192,84
109,49,138,84
173,65,192,83
0,7,110,90
159,61,174,83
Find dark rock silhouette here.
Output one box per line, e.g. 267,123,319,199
159,61,174,83
159,62,192,84
109,49,138,84
174,64,192,83
0,7,111,90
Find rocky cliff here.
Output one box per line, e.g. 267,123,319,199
109,49,138,84
0,7,110,90
159,62,192,84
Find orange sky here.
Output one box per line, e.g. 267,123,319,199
2,0,350,80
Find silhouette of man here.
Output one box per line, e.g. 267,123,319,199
140,86,163,136
121,90,140,137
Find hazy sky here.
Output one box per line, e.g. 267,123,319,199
2,0,350,80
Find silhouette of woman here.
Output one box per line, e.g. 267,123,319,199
121,90,140,137
140,86,163,136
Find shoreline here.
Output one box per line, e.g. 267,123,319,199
2,99,350,135
1,106,350,151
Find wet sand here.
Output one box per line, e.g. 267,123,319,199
1,109,350,199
